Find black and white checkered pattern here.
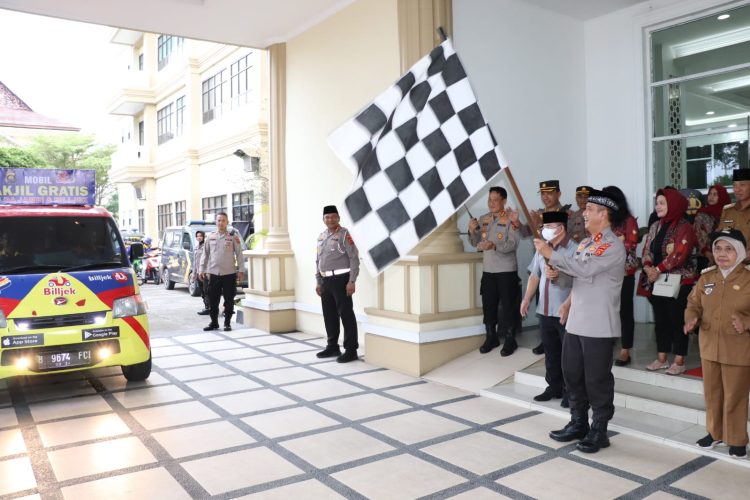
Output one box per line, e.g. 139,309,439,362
328,39,506,275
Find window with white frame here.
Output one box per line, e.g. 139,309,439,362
650,6,750,191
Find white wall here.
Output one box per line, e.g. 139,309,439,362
286,0,400,333
454,0,588,326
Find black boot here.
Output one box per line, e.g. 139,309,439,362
479,324,500,354
316,345,342,358
500,330,517,357
576,421,610,453
532,342,545,355
549,413,589,442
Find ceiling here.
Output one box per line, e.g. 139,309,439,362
0,0,356,48
521,0,647,20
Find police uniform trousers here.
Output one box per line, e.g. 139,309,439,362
320,273,358,351
480,271,520,334
702,359,750,446
208,273,236,326
538,315,565,393
649,284,691,356
562,333,616,423
197,278,210,311
619,275,635,349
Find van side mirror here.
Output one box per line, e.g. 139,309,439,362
130,242,144,259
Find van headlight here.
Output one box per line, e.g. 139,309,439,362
112,295,147,318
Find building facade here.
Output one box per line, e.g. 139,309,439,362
0,81,79,146
107,31,269,240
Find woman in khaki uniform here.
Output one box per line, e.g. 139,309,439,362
684,229,750,458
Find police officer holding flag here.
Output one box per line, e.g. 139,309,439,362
534,187,626,454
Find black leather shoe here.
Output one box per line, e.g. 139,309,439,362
203,323,219,331
532,342,545,355
479,325,500,354
197,310,210,316
549,416,589,442
336,350,359,363
576,427,610,454
500,337,517,357
224,325,232,332
534,388,563,402
729,445,747,458
316,346,342,358
614,356,631,367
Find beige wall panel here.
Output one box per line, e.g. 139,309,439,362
284,257,295,291
251,258,264,290
285,0,400,320
266,257,281,291
383,265,406,313
154,169,188,204
410,265,433,315
437,263,470,312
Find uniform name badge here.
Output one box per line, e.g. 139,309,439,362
704,283,714,295
497,233,503,240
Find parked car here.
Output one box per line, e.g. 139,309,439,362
159,221,248,295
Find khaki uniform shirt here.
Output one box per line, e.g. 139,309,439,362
569,208,587,243
549,227,626,338
315,226,360,284
192,243,204,276
685,265,750,367
201,230,243,276
468,212,520,272
719,202,750,249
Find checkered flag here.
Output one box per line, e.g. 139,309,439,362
328,39,506,275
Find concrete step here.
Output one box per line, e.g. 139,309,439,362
514,363,711,425
481,380,750,469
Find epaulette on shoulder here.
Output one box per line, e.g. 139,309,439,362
723,203,735,209
701,265,717,275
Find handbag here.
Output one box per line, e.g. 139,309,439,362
651,273,681,298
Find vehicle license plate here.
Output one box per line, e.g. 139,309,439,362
36,350,93,370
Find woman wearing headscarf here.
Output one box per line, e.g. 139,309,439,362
684,229,750,459
640,187,697,375
604,186,639,367
693,184,731,270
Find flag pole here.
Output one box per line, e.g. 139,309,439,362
503,166,540,240
437,27,448,42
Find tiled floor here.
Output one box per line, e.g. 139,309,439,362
0,328,740,499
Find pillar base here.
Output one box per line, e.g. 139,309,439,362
365,331,483,377
242,249,296,333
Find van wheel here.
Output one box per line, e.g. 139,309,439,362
188,274,201,296
162,269,175,290
121,355,151,381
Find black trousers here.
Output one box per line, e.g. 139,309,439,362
320,273,358,351
208,273,237,326
619,275,635,349
480,271,520,334
562,333,616,424
539,315,565,393
197,278,210,310
649,284,692,356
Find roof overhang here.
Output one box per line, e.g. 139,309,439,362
0,0,356,48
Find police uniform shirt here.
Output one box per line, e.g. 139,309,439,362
201,230,243,276
193,243,204,273
719,202,750,249
315,226,360,284
528,236,577,317
469,212,520,272
549,227,626,338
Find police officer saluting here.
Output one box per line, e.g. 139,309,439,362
533,187,626,453
315,205,360,363
200,212,244,331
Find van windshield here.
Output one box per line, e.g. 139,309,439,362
0,216,128,274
